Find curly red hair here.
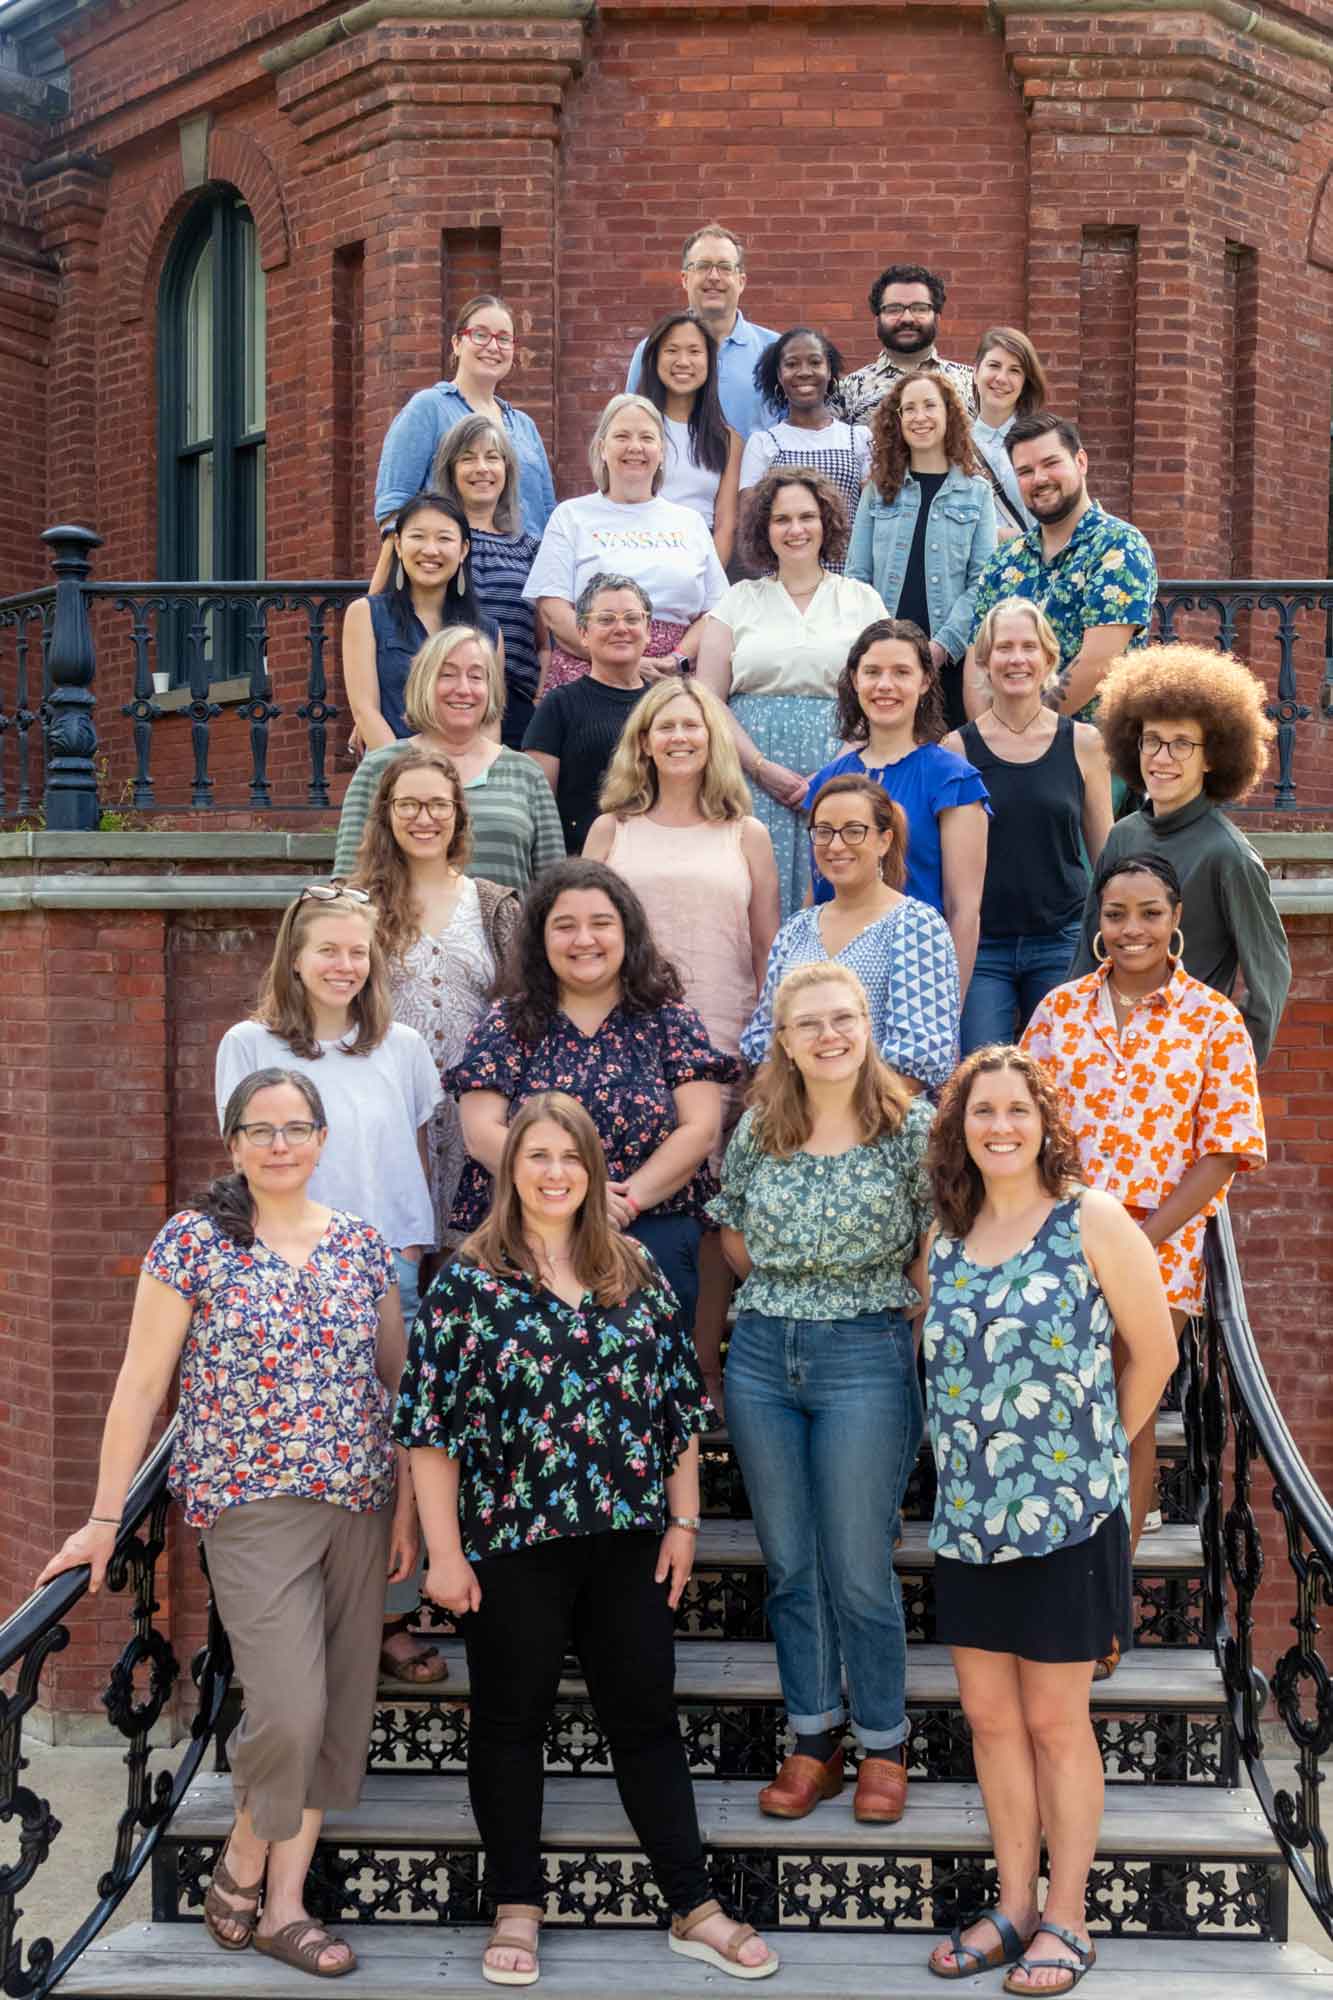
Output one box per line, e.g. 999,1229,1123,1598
869,371,979,506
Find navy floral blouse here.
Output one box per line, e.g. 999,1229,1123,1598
448,1000,742,1230
392,1252,713,1559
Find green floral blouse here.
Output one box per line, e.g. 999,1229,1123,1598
706,1099,934,1318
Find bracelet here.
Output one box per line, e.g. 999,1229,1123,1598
668,1515,701,1533
89,1515,120,1527
623,1190,641,1220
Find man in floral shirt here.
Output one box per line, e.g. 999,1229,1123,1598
965,413,1158,722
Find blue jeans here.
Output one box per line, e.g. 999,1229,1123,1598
393,1250,423,1330
724,1309,923,1748
959,921,1082,1054
628,1213,702,1328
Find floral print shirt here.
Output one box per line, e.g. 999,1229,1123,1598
144,1209,397,1530
923,1196,1130,1564
392,1254,712,1559
707,1101,934,1317
969,503,1158,719
448,1001,742,1229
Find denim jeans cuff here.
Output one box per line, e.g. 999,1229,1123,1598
851,1717,909,1752
787,1706,847,1736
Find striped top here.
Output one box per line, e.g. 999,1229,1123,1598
334,742,565,886
470,527,542,704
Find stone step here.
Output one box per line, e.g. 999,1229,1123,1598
704,1409,1187,1455
63,1925,1331,1997
688,1516,1202,1572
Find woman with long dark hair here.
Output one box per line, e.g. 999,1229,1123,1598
397,1092,778,1985
739,328,871,568
38,1067,417,1980
634,310,743,565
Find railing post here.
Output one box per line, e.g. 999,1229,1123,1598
41,523,103,832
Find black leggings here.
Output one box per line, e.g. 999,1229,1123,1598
462,1529,711,1913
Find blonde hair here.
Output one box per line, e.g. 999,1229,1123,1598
589,394,667,497
973,596,1062,695
255,889,391,1060
598,680,751,821
403,624,505,734
748,964,913,1159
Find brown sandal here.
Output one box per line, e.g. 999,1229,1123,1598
482,1903,543,1987
379,1611,449,1684
203,1846,264,1952
669,1898,779,1981
1093,1634,1121,1682
253,1919,357,1978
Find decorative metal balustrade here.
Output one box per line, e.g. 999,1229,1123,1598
0,1424,232,1998
0,526,1331,825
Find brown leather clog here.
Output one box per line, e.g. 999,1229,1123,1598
757,1746,844,1818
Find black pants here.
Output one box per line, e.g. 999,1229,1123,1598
462,1529,711,1913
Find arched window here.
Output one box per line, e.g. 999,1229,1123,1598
158,192,266,594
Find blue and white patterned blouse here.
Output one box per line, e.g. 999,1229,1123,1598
922,1195,1130,1565
740,899,960,1090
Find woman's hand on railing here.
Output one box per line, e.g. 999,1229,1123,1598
35,1519,120,1594
423,1549,482,1617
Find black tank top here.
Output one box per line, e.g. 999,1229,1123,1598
961,715,1087,936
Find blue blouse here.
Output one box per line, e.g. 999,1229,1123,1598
806,743,990,912
740,899,960,1090
366,597,501,740
374,384,558,539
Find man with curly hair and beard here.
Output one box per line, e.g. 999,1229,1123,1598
1069,642,1291,1065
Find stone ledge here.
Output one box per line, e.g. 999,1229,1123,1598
0,831,335,862
0,873,319,910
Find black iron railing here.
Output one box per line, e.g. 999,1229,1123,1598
0,1424,232,1998
1,527,1331,826
1184,1209,1333,1941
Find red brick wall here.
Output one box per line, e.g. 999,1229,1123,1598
0,114,56,598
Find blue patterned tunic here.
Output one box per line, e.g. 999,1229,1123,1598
922,1195,1130,1565
740,899,960,1091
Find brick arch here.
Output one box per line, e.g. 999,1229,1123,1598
1309,165,1333,273
115,126,290,324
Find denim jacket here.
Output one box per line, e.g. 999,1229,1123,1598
846,467,996,662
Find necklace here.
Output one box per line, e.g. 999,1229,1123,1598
993,703,1047,737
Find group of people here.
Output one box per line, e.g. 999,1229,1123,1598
37,229,1297,1999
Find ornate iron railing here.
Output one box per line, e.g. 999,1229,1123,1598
1,529,1331,825
0,1423,232,1998
1184,1209,1333,1941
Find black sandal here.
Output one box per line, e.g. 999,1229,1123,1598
929,1907,1033,1979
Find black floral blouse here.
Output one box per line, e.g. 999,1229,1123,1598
392,1253,713,1559
447,1000,742,1230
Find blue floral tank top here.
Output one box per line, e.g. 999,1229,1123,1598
922,1195,1130,1565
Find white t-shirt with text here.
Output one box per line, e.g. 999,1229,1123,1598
522,491,728,625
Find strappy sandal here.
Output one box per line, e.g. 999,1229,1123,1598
1003,1922,1097,1996
929,1907,1034,1979
669,1898,779,1981
253,1918,357,1978
482,1903,543,1988
203,1846,264,1952
1093,1635,1120,1682
379,1611,449,1684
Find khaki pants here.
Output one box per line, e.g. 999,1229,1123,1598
203,1497,390,1842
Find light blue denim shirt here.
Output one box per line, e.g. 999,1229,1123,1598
846,467,996,662
627,308,780,440
373,383,557,538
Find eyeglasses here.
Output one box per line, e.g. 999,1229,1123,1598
784,1009,866,1043
810,822,872,848
391,797,457,823
460,327,514,351
880,303,935,321
300,883,371,904
1140,732,1203,763
236,1121,321,1148
587,612,648,630
685,259,741,277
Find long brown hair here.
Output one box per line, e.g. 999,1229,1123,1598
807,773,908,892
833,618,945,747
254,889,392,1060
349,749,473,962
869,370,978,506
748,964,913,1159
461,1093,651,1307
926,1045,1081,1239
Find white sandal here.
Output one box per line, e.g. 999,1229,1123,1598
669,1898,779,1981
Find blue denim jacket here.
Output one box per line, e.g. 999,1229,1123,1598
846,467,996,662
373,384,557,539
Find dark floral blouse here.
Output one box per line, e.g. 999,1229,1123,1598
392,1252,713,1559
447,1000,742,1230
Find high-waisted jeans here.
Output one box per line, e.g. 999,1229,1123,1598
725,1308,923,1749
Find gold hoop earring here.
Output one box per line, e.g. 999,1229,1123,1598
1092,931,1108,964
1170,928,1184,960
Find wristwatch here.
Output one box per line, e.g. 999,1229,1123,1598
668,1515,702,1533
672,653,693,677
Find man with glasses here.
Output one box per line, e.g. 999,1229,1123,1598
626,225,778,438
523,573,654,852
836,264,976,427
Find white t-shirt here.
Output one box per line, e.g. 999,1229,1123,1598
214,1020,444,1251
661,416,723,528
522,491,729,624
710,573,889,700
739,419,872,491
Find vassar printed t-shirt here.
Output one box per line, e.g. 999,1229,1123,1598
522,493,728,626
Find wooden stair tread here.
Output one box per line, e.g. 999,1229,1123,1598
169,1769,1278,1858
704,1408,1188,1454
692,1516,1203,1571
380,1640,1226,1709
60,1924,1332,1997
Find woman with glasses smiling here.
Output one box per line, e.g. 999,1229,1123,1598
741,774,960,1092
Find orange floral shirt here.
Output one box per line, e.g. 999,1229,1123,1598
1021,964,1266,1217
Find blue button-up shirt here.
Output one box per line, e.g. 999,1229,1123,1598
627,308,779,440
374,383,557,539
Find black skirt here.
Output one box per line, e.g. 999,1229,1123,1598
934,1509,1132,1663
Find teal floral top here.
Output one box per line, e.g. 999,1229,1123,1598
922,1195,1129,1565
706,1099,934,1318
392,1252,711,1560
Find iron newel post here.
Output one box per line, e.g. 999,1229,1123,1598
41,523,103,831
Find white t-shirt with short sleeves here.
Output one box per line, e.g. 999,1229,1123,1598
214,1020,443,1252
522,491,729,625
